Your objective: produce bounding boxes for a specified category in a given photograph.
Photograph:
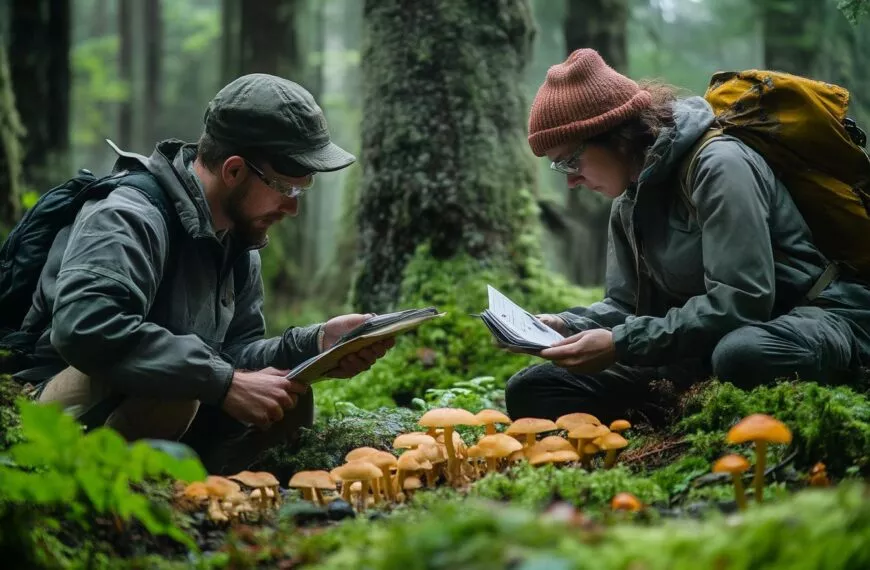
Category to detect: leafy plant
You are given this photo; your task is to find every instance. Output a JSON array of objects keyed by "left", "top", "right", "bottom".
[{"left": 0, "top": 399, "right": 206, "bottom": 564}]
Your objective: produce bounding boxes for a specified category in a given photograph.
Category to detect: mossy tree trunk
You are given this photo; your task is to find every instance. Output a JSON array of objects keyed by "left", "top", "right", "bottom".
[
  {"left": 0, "top": 44, "right": 25, "bottom": 230},
  {"left": 353, "top": 0, "right": 537, "bottom": 312},
  {"left": 559, "top": 0, "right": 628, "bottom": 286},
  {"left": 9, "top": 0, "right": 70, "bottom": 192},
  {"left": 760, "top": 0, "right": 825, "bottom": 77}
]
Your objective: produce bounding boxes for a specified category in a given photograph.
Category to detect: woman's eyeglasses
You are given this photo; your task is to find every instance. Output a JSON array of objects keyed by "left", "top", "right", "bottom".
[
  {"left": 550, "top": 144, "right": 586, "bottom": 175},
  {"left": 244, "top": 159, "right": 314, "bottom": 199}
]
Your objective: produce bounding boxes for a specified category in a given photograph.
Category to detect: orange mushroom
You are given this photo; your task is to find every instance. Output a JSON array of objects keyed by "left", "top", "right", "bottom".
[
  {"left": 505, "top": 417, "right": 559, "bottom": 448},
  {"left": 475, "top": 409, "right": 512, "bottom": 435},
  {"left": 726, "top": 414, "right": 792, "bottom": 503},
  {"left": 712, "top": 454, "right": 750, "bottom": 510}
]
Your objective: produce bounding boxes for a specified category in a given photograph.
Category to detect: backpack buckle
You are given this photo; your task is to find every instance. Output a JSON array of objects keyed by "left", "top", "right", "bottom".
[{"left": 844, "top": 117, "right": 867, "bottom": 148}]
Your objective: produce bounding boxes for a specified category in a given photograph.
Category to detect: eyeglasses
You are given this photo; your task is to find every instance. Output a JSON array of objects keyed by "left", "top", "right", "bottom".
[
  {"left": 243, "top": 159, "right": 314, "bottom": 199},
  {"left": 549, "top": 144, "right": 586, "bottom": 175}
]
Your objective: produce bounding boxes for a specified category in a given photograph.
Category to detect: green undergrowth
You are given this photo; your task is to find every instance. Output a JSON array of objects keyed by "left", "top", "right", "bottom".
[
  {"left": 0, "top": 373, "right": 25, "bottom": 450},
  {"left": 287, "top": 483, "right": 870, "bottom": 570},
  {"left": 677, "top": 380, "right": 870, "bottom": 475},
  {"left": 314, "top": 247, "right": 602, "bottom": 414}
]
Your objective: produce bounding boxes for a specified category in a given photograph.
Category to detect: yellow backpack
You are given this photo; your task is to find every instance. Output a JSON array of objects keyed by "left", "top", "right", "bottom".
[{"left": 680, "top": 70, "right": 870, "bottom": 285}]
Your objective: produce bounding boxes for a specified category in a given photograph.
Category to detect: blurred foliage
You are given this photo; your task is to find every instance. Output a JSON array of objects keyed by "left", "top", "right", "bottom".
[{"left": 0, "top": 400, "right": 206, "bottom": 566}]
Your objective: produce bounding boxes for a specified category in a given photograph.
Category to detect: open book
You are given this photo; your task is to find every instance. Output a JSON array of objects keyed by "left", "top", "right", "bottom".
[
  {"left": 286, "top": 307, "right": 445, "bottom": 385},
  {"left": 477, "top": 285, "right": 564, "bottom": 351}
]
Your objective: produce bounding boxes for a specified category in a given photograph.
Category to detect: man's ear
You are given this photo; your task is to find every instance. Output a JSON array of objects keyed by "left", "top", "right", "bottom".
[{"left": 221, "top": 155, "right": 247, "bottom": 187}]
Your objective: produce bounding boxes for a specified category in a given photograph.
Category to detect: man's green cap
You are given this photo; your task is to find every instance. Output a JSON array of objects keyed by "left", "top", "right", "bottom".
[{"left": 203, "top": 73, "right": 355, "bottom": 174}]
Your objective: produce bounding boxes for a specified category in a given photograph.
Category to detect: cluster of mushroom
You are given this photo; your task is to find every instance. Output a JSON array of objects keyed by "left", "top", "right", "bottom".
[
  {"left": 286, "top": 407, "right": 633, "bottom": 512},
  {"left": 711, "top": 413, "right": 792, "bottom": 510},
  {"left": 179, "top": 471, "right": 281, "bottom": 523}
]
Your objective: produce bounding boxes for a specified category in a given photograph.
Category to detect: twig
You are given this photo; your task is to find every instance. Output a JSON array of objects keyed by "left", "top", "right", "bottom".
[{"left": 622, "top": 439, "right": 689, "bottom": 465}]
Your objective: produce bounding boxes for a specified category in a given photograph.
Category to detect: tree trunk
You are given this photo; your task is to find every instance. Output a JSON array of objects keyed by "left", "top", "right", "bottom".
[
  {"left": 223, "top": 0, "right": 300, "bottom": 80},
  {"left": 9, "top": 0, "right": 70, "bottom": 191},
  {"left": 0, "top": 44, "right": 25, "bottom": 229},
  {"left": 761, "top": 0, "right": 825, "bottom": 76},
  {"left": 556, "top": 0, "right": 628, "bottom": 286},
  {"left": 144, "top": 0, "right": 162, "bottom": 144},
  {"left": 353, "top": 0, "right": 537, "bottom": 312},
  {"left": 118, "top": 0, "right": 134, "bottom": 149}
]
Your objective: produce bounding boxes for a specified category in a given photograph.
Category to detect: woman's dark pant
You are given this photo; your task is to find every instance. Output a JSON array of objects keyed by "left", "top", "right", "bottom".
[{"left": 505, "top": 306, "right": 860, "bottom": 423}]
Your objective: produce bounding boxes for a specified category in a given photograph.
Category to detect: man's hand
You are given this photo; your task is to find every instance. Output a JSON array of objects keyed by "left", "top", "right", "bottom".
[
  {"left": 221, "top": 367, "right": 308, "bottom": 428},
  {"left": 535, "top": 314, "right": 570, "bottom": 336},
  {"left": 320, "top": 313, "right": 396, "bottom": 378},
  {"left": 538, "top": 329, "right": 616, "bottom": 374}
]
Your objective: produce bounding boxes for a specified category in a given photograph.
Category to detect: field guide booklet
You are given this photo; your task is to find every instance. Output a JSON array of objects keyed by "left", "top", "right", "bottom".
[
  {"left": 285, "top": 307, "right": 445, "bottom": 385},
  {"left": 478, "top": 285, "right": 564, "bottom": 351}
]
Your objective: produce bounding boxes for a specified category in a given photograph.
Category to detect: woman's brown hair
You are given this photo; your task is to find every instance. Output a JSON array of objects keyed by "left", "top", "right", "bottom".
[{"left": 586, "top": 80, "right": 689, "bottom": 170}]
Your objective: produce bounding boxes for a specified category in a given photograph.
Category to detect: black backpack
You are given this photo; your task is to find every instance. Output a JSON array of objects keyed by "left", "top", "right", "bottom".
[{"left": 0, "top": 167, "right": 249, "bottom": 374}]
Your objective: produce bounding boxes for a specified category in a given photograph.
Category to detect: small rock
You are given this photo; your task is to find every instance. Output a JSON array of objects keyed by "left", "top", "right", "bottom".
[{"left": 326, "top": 499, "right": 356, "bottom": 521}]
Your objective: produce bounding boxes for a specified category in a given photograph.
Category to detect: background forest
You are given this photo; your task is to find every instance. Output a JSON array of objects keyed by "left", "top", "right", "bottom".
[{"left": 2, "top": 0, "right": 869, "bottom": 331}]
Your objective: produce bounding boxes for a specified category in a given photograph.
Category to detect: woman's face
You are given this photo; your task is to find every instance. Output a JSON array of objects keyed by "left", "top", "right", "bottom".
[{"left": 546, "top": 141, "right": 636, "bottom": 199}]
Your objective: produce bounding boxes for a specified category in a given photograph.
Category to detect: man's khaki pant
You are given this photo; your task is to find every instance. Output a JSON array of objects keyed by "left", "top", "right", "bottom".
[{"left": 39, "top": 366, "right": 314, "bottom": 475}]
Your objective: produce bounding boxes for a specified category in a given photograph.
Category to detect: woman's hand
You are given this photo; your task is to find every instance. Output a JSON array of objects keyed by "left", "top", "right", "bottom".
[
  {"left": 538, "top": 329, "right": 616, "bottom": 373},
  {"left": 535, "top": 314, "right": 570, "bottom": 336}
]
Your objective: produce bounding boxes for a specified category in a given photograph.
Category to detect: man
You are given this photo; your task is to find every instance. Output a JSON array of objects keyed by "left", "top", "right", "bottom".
[{"left": 12, "top": 73, "right": 394, "bottom": 474}]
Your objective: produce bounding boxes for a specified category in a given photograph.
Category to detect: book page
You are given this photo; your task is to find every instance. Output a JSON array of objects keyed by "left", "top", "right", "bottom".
[{"left": 486, "top": 285, "right": 563, "bottom": 346}]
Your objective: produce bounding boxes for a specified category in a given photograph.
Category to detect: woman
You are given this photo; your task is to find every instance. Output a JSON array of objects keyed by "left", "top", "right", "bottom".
[{"left": 505, "top": 48, "right": 870, "bottom": 423}]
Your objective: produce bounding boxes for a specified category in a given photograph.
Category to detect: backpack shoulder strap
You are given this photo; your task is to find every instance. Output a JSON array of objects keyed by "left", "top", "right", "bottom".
[{"left": 678, "top": 127, "right": 726, "bottom": 214}]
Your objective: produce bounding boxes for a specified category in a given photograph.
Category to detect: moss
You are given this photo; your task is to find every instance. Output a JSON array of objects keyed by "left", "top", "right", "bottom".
[
  {"left": 469, "top": 462, "right": 667, "bottom": 513},
  {"left": 0, "top": 374, "right": 25, "bottom": 450},
  {"left": 290, "top": 483, "right": 870, "bottom": 570},
  {"left": 677, "top": 380, "right": 870, "bottom": 475},
  {"left": 316, "top": 246, "right": 602, "bottom": 413},
  {"left": 248, "top": 403, "right": 421, "bottom": 482}
]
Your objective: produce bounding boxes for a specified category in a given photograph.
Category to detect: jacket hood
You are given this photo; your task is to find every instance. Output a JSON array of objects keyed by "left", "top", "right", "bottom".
[
  {"left": 637, "top": 96, "right": 716, "bottom": 186},
  {"left": 105, "top": 138, "right": 218, "bottom": 239}
]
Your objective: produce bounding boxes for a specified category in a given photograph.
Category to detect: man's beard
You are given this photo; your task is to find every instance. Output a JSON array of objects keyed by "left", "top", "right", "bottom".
[{"left": 224, "top": 182, "right": 270, "bottom": 247}]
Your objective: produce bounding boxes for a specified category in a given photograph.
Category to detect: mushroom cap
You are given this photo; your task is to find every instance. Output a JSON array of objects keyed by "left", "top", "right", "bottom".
[
  {"left": 402, "top": 476, "right": 424, "bottom": 490},
  {"left": 466, "top": 445, "right": 486, "bottom": 458},
  {"left": 611, "top": 492, "right": 642, "bottom": 512},
  {"left": 475, "top": 409, "right": 511, "bottom": 426},
  {"left": 555, "top": 412, "right": 601, "bottom": 429},
  {"left": 228, "top": 470, "right": 279, "bottom": 489},
  {"left": 477, "top": 433, "right": 524, "bottom": 457},
  {"left": 583, "top": 442, "right": 600, "bottom": 455},
  {"left": 397, "top": 450, "right": 431, "bottom": 471},
  {"left": 549, "top": 449, "right": 580, "bottom": 463},
  {"left": 726, "top": 414, "right": 793, "bottom": 445},
  {"left": 712, "top": 454, "right": 751, "bottom": 475},
  {"left": 419, "top": 407, "right": 481, "bottom": 428},
  {"left": 609, "top": 419, "right": 631, "bottom": 432},
  {"left": 505, "top": 417, "right": 559, "bottom": 436},
  {"left": 531, "top": 436, "right": 575, "bottom": 454},
  {"left": 205, "top": 476, "right": 241, "bottom": 497},
  {"left": 418, "top": 442, "right": 446, "bottom": 463},
  {"left": 331, "top": 460, "right": 383, "bottom": 481},
  {"left": 568, "top": 423, "right": 611, "bottom": 440},
  {"left": 182, "top": 481, "right": 209, "bottom": 500},
  {"left": 288, "top": 470, "right": 336, "bottom": 490},
  {"left": 365, "top": 450, "right": 399, "bottom": 470},
  {"left": 345, "top": 446, "right": 382, "bottom": 462},
  {"left": 393, "top": 433, "right": 437, "bottom": 449},
  {"left": 595, "top": 432, "right": 629, "bottom": 451}
]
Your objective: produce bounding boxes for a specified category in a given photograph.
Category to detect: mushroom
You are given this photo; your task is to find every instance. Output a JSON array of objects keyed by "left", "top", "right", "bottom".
[
  {"left": 416, "top": 442, "right": 445, "bottom": 487},
  {"left": 529, "top": 448, "right": 579, "bottom": 466},
  {"left": 396, "top": 449, "right": 432, "bottom": 491},
  {"left": 568, "top": 424, "right": 611, "bottom": 464},
  {"left": 418, "top": 408, "right": 480, "bottom": 484},
  {"left": 609, "top": 419, "right": 631, "bottom": 434},
  {"left": 594, "top": 432, "right": 629, "bottom": 469},
  {"left": 466, "top": 445, "right": 486, "bottom": 479},
  {"left": 288, "top": 470, "right": 337, "bottom": 506},
  {"left": 393, "top": 432, "right": 437, "bottom": 450},
  {"left": 555, "top": 412, "right": 602, "bottom": 428},
  {"left": 505, "top": 418, "right": 559, "bottom": 448},
  {"left": 475, "top": 409, "right": 512, "bottom": 435},
  {"left": 204, "top": 476, "right": 241, "bottom": 522},
  {"left": 364, "top": 450, "right": 400, "bottom": 502},
  {"left": 476, "top": 433, "right": 523, "bottom": 473},
  {"left": 401, "top": 475, "right": 424, "bottom": 501},
  {"left": 581, "top": 442, "right": 600, "bottom": 469},
  {"left": 726, "top": 414, "right": 792, "bottom": 503},
  {"left": 809, "top": 462, "right": 830, "bottom": 487},
  {"left": 180, "top": 481, "right": 209, "bottom": 511},
  {"left": 345, "top": 446, "right": 382, "bottom": 462},
  {"left": 529, "top": 435, "right": 577, "bottom": 455},
  {"left": 611, "top": 492, "right": 642, "bottom": 512},
  {"left": 712, "top": 454, "right": 750, "bottom": 510},
  {"left": 330, "top": 460, "right": 383, "bottom": 512},
  {"left": 228, "top": 471, "right": 280, "bottom": 508}
]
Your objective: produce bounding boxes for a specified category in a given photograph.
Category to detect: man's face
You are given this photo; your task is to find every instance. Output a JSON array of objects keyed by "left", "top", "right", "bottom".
[{"left": 223, "top": 160, "right": 314, "bottom": 245}]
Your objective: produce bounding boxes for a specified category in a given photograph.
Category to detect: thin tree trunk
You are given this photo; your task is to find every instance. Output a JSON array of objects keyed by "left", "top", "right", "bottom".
[
  {"left": 144, "top": 0, "right": 162, "bottom": 144},
  {"left": 9, "top": 0, "right": 71, "bottom": 191},
  {"left": 761, "top": 0, "right": 825, "bottom": 76},
  {"left": 0, "top": 45, "right": 25, "bottom": 228},
  {"left": 118, "top": 0, "right": 133, "bottom": 149},
  {"left": 353, "top": 0, "right": 537, "bottom": 312}
]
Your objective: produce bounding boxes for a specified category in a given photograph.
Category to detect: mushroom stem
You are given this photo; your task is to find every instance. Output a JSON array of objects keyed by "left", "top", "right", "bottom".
[
  {"left": 425, "top": 468, "right": 437, "bottom": 488},
  {"left": 380, "top": 470, "right": 395, "bottom": 502},
  {"left": 442, "top": 426, "right": 458, "bottom": 483},
  {"left": 485, "top": 424, "right": 496, "bottom": 436},
  {"left": 313, "top": 488, "right": 325, "bottom": 506},
  {"left": 370, "top": 478, "right": 381, "bottom": 503},
  {"left": 485, "top": 456, "right": 498, "bottom": 474},
  {"left": 301, "top": 488, "right": 315, "bottom": 503},
  {"left": 524, "top": 433, "right": 536, "bottom": 448},
  {"left": 604, "top": 449, "right": 620, "bottom": 469},
  {"left": 341, "top": 481, "right": 352, "bottom": 502},
  {"left": 753, "top": 440, "right": 767, "bottom": 503},
  {"left": 358, "top": 480, "right": 370, "bottom": 512},
  {"left": 731, "top": 473, "right": 747, "bottom": 510},
  {"left": 397, "top": 469, "right": 409, "bottom": 491}
]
